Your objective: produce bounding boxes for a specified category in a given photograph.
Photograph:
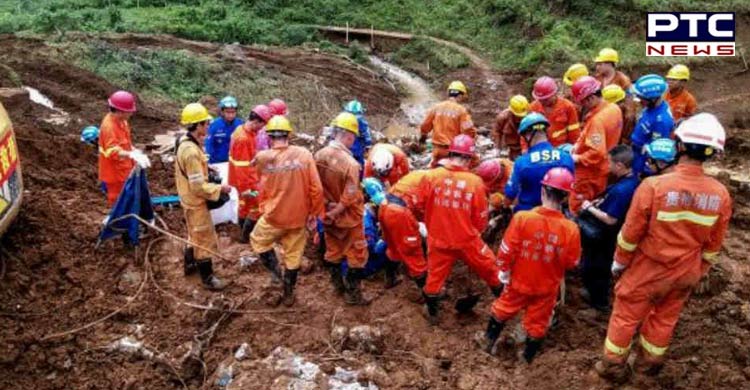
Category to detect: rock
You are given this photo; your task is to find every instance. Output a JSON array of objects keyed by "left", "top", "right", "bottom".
[
  {"left": 215, "top": 359, "right": 234, "bottom": 388},
  {"left": 740, "top": 302, "right": 750, "bottom": 325},
  {"left": 360, "top": 363, "right": 390, "bottom": 387},
  {"left": 234, "top": 343, "right": 251, "bottom": 361},
  {"left": 347, "top": 325, "right": 384, "bottom": 354},
  {"left": 265, "top": 347, "right": 322, "bottom": 382},
  {"left": 331, "top": 326, "right": 349, "bottom": 350},
  {"left": 456, "top": 374, "right": 478, "bottom": 390}
]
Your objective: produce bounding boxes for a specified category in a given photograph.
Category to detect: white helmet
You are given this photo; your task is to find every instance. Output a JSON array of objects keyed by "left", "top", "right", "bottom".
[
  {"left": 371, "top": 147, "right": 394, "bottom": 175},
  {"left": 674, "top": 113, "right": 726, "bottom": 152}
]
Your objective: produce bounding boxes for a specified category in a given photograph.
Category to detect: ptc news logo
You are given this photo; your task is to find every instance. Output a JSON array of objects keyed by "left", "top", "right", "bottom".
[{"left": 647, "top": 12, "right": 735, "bottom": 56}]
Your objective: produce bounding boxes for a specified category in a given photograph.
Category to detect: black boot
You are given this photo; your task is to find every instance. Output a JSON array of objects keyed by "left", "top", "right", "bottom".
[
  {"left": 282, "top": 269, "right": 298, "bottom": 307},
  {"left": 183, "top": 247, "right": 197, "bottom": 276},
  {"left": 344, "top": 268, "right": 371, "bottom": 306},
  {"left": 522, "top": 337, "right": 544, "bottom": 363},
  {"left": 197, "top": 259, "right": 226, "bottom": 291},
  {"left": 475, "top": 317, "right": 505, "bottom": 353},
  {"left": 491, "top": 284, "right": 504, "bottom": 298},
  {"left": 324, "top": 261, "right": 346, "bottom": 295},
  {"left": 413, "top": 273, "right": 427, "bottom": 289},
  {"left": 424, "top": 294, "right": 440, "bottom": 325},
  {"left": 239, "top": 218, "right": 256, "bottom": 244},
  {"left": 259, "top": 250, "right": 282, "bottom": 284},
  {"left": 384, "top": 261, "right": 402, "bottom": 289}
]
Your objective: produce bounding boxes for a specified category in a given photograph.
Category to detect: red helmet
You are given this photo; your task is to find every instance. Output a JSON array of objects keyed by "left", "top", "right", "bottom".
[
  {"left": 541, "top": 167, "right": 575, "bottom": 192},
  {"left": 532, "top": 76, "right": 558, "bottom": 100},
  {"left": 268, "top": 98, "right": 288, "bottom": 116},
  {"left": 571, "top": 76, "right": 602, "bottom": 104},
  {"left": 476, "top": 159, "right": 502, "bottom": 185},
  {"left": 108, "top": 90, "right": 137, "bottom": 113},
  {"left": 448, "top": 134, "right": 476, "bottom": 156},
  {"left": 251, "top": 104, "right": 273, "bottom": 122}
]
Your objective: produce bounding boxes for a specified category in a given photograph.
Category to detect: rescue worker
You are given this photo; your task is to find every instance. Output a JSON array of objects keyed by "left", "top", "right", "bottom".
[
  {"left": 206, "top": 96, "right": 244, "bottom": 164},
  {"left": 492, "top": 95, "right": 528, "bottom": 160},
  {"left": 596, "top": 113, "right": 732, "bottom": 381},
  {"left": 562, "top": 63, "right": 590, "bottom": 114},
  {"left": 504, "top": 113, "right": 575, "bottom": 212},
  {"left": 412, "top": 135, "right": 502, "bottom": 324},
  {"left": 602, "top": 85, "right": 636, "bottom": 145},
  {"left": 229, "top": 104, "right": 272, "bottom": 243},
  {"left": 529, "top": 76, "right": 581, "bottom": 147},
  {"left": 578, "top": 146, "right": 640, "bottom": 311},
  {"left": 363, "top": 143, "right": 410, "bottom": 187},
  {"left": 476, "top": 167, "right": 580, "bottom": 363},
  {"left": 569, "top": 76, "right": 622, "bottom": 214},
  {"left": 99, "top": 90, "right": 150, "bottom": 207},
  {"left": 81, "top": 125, "right": 99, "bottom": 146},
  {"left": 645, "top": 138, "right": 678, "bottom": 175},
  {"left": 420, "top": 81, "right": 476, "bottom": 166},
  {"left": 664, "top": 65, "right": 697, "bottom": 123},
  {"left": 594, "top": 48, "right": 632, "bottom": 91},
  {"left": 250, "top": 115, "right": 324, "bottom": 306},
  {"left": 257, "top": 98, "right": 288, "bottom": 151},
  {"left": 315, "top": 112, "right": 371, "bottom": 305},
  {"left": 475, "top": 158, "right": 514, "bottom": 211},
  {"left": 175, "top": 103, "right": 231, "bottom": 291},
  {"left": 343, "top": 99, "right": 372, "bottom": 167},
  {"left": 630, "top": 74, "right": 675, "bottom": 176}
]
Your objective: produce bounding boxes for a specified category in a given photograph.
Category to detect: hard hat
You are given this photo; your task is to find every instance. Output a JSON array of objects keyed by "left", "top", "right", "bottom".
[
  {"left": 594, "top": 48, "right": 619, "bottom": 64},
  {"left": 645, "top": 138, "right": 677, "bottom": 163},
  {"left": 631, "top": 74, "right": 668, "bottom": 101},
  {"left": 532, "top": 76, "right": 558, "bottom": 100},
  {"left": 180, "top": 103, "right": 212, "bottom": 125},
  {"left": 251, "top": 104, "right": 273, "bottom": 122},
  {"left": 219, "top": 96, "right": 238, "bottom": 109},
  {"left": 448, "top": 134, "right": 475, "bottom": 156},
  {"left": 476, "top": 159, "right": 502, "bottom": 186},
  {"left": 80, "top": 125, "right": 99, "bottom": 145},
  {"left": 108, "top": 90, "right": 137, "bottom": 113},
  {"left": 362, "top": 177, "right": 386, "bottom": 205},
  {"left": 541, "top": 167, "right": 575, "bottom": 192},
  {"left": 601, "top": 85, "right": 626, "bottom": 104},
  {"left": 563, "top": 63, "right": 589, "bottom": 86},
  {"left": 343, "top": 99, "right": 365, "bottom": 115},
  {"left": 557, "top": 143, "right": 574, "bottom": 154},
  {"left": 448, "top": 81, "right": 468, "bottom": 95},
  {"left": 571, "top": 76, "right": 602, "bottom": 104},
  {"left": 508, "top": 95, "right": 529, "bottom": 117},
  {"left": 266, "top": 115, "right": 293, "bottom": 133},
  {"left": 268, "top": 98, "right": 288, "bottom": 115},
  {"left": 666, "top": 64, "right": 690, "bottom": 81},
  {"left": 518, "top": 112, "right": 549, "bottom": 134},
  {"left": 674, "top": 113, "right": 725, "bottom": 152},
  {"left": 333, "top": 112, "right": 359, "bottom": 135},
  {"left": 371, "top": 147, "right": 394, "bottom": 176}
]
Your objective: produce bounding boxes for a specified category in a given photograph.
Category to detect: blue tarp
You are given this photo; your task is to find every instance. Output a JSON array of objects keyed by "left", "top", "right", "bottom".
[{"left": 99, "top": 167, "right": 155, "bottom": 246}]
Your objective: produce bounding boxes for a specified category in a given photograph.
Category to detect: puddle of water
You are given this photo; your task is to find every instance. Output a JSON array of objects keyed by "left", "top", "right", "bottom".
[{"left": 368, "top": 56, "right": 437, "bottom": 129}]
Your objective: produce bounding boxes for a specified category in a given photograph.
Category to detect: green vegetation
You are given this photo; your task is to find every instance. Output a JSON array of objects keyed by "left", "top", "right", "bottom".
[{"left": 392, "top": 37, "right": 470, "bottom": 78}]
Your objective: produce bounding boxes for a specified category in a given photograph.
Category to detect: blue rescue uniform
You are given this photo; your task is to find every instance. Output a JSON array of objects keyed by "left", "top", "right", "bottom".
[
  {"left": 630, "top": 101, "right": 674, "bottom": 175},
  {"left": 350, "top": 115, "right": 373, "bottom": 167},
  {"left": 505, "top": 141, "right": 575, "bottom": 212},
  {"left": 205, "top": 117, "right": 244, "bottom": 164}
]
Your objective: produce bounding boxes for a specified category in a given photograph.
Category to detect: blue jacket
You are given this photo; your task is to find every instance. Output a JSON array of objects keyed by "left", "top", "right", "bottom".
[
  {"left": 505, "top": 141, "right": 575, "bottom": 212},
  {"left": 205, "top": 117, "right": 244, "bottom": 164},
  {"left": 630, "top": 101, "right": 674, "bottom": 174},
  {"left": 350, "top": 115, "right": 372, "bottom": 166},
  {"left": 341, "top": 205, "right": 387, "bottom": 276}
]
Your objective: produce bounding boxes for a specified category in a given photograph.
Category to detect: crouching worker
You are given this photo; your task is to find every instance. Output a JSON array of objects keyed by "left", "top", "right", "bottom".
[
  {"left": 476, "top": 168, "right": 581, "bottom": 363},
  {"left": 250, "top": 116, "right": 324, "bottom": 306}
]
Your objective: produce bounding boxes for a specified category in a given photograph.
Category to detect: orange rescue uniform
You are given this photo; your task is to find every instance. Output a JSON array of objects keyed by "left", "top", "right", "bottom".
[
  {"left": 618, "top": 100, "right": 638, "bottom": 145},
  {"left": 98, "top": 113, "right": 135, "bottom": 206},
  {"left": 529, "top": 97, "right": 581, "bottom": 147},
  {"left": 481, "top": 158, "right": 513, "bottom": 209},
  {"left": 363, "top": 143, "right": 410, "bottom": 187},
  {"left": 604, "top": 163, "right": 732, "bottom": 365},
  {"left": 491, "top": 207, "right": 581, "bottom": 338},
  {"left": 665, "top": 89, "right": 697, "bottom": 122},
  {"left": 492, "top": 109, "right": 523, "bottom": 160},
  {"left": 420, "top": 99, "right": 476, "bottom": 166},
  {"left": 597, "top": 71, "right": 632, "bottom": 91},
  {"left": 228, "top": 124, "right": 260, "bottom": 220}
]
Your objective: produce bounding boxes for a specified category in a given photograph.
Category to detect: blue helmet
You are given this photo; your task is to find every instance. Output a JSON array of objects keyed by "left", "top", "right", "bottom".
[
  {"left": 631, "top": 74, "right": 668, "bottom": 101},
  {"left": 343, "top": 99, "right": 365, "bottom": 115},
  {"left": 80, "top": 125, "right": 99, "bottom": 145},
  {"left": 219, "top": 96, "right": 238, "bottom": 109},
  {"left": 518, "top": 112, "right": 549, "bottom": 134},
  {"left": 361, "top": 177, "right": 386, "bottom": 205},
  {"left": 557, "top": 143, "right": 574, "bottom": 154},
  {"left": 645, "top": 138, "right": 677, "bottom": 163}
]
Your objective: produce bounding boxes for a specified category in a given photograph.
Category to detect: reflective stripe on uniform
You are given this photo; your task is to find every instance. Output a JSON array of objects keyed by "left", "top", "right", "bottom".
[
  {"left": 568, "top": 123, "right": 580, "bottom": 131},
  {"left": 99, "top": 146, "right": 121, "bottom": 158},
  {"left": 187, "top": 173, "right": 204, "bottom": 184},
  {"left": 639, "top": 335, "right": 667, "bottom": 356},
  {"left": 229, "top": 156, "right": 251, "bottom": 167},
  {"left": 617, "top": 231, "right": 637, "bottom": 252},
  {"left": 605, "top": 337, "right": 630, "bottom": 356},
  {"left": 702, "top": 251, "right": 720, "bottom": 264},
  {"left": 656, "top": 211, "right": 718, "bottom": 227},
  {"left": 551, "top": 129, "right": 567, "bottom": 139}
]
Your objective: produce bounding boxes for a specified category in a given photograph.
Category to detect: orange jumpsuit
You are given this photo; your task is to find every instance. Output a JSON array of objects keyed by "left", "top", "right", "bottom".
[
  {"left": 618, "top": 100, "right": 637, "bottom": 145},
  {"left": 529, "top": 97, "right": 581, "bottom": 147},
  {"left": 363, "top": 143, "right": 410, "bottom": 187},
  {"left": 228, "top": 124, "right": 260, "bottom": 220},
  {"left": 420, "top": 99, "right": 476, "bottom": 166},
  {"left": 492, "top": 109, "right": 523, "bottom": 160},
  {"left": 597, "top": 71, "right": 632, "bottom": 91},
  {"left": 604, "top": 163, "right": 732, "bottom": 365},
  {"left": 413, "top": 165, "right": 500, "bottom": 296},
  {"left": 571, "top": 101, "right": 622, "bottom": 213},
  {"left": 665, "top": 89, "right": 697, "bottom": 122},
  {"left": 98, "top": 113, "right": 135, "bottom": 206},
  {"left": 481, "top": 158, "right": 513, "bottom": 209},
  {"left": 491, "top": 207, "right": 581, "bottom": 338},
  {"left": 315, "top": 141, "right": 368, "bottom": 268}
]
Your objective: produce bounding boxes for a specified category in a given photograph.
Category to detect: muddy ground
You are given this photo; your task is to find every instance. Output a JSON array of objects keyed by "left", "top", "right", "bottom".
[{"left": 1, "top": 33, "right": 750, "bottom": 390}]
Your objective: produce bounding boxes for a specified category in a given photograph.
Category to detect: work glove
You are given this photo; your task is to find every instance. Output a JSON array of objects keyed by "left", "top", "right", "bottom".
[
  {"left": 498, "top": 270, "right": 511, "bottom": 285},
  {"left": 128, "top": 150, "right": 151, "bottom": 169},
  {"left": 241, "top": 190, "right": 259, "bottom": 198},
  {"left": 611, "top": 260, "right": 627, "bottom": 278},
  {"left": 418, "top": 222, "right": 428, "bottom": 238}
]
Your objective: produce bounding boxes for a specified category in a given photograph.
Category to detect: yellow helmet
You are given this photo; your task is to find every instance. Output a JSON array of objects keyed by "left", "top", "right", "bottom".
[
  {"left": 180, "top": 103, "right": 212, "bottom": 126},
  {"left": 508, "top": 95, "right": 529, "bottom": 117},
  {"left": 594, "top": 48, "right": 619, "bottom": 64},
  {"left": 266, "top": 115, "right": 293, "bottom": 133},
  {"left": 601, "top": 85, "right": 626, "bottom": 104},
  {"left": 333, "top": 112, "right": 359, "bottom": 135},
  {"left": 448, "top": 80, "right": 468, "bottom": 95},
  {"left": 666, "top": 64, "right": 690, "bottom": 80},
  {"left": 563, "top": 63, "right": 589, "bottom": 86}
]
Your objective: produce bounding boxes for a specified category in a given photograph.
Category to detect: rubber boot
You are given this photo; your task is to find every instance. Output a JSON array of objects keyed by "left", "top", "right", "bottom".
[
  {"left": 239, "top": 218, "right": 256, "bottom": 244},
  {"left": 282, "top": 269, "right": 298, "bottom": 307},
  {"left": 384, "top": 260, "right": 402, "bottom": 289},
  {"left": 197, "top": 259, "right": 226, "bottom": 291},
  {"left": 491, "top": 284, "right": 504, "bottom": 298},
  {"left": 259, "top": 250, "right": 282, "bottom": 284},
  {"left": 475, "top": 317, "right": 505, "bottom": 353},
  {"left": 594, "top": 359, "right": 631, "bottom": 383},
  {"left": 413, "top": 274, "right": 427, "bottom": 289},
  {"left": 324, "top": 261, "right": 346, "bottom": 295},
  {"left": 183, "top": 247, "right": 197, "bottom": 276},
  {"left": 522, "top": 337, "right": 544, "bottom": 363},
  {"left": 424, "top": 294, "right": 440, "bottom": 325},
  {"left": 344, "top": 268, "right": 372, "bottom": 306}
]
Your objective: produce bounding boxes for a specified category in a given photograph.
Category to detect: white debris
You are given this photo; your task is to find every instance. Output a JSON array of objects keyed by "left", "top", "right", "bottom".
[
  {"left": 347, "top": 325, "right": 383, "bottom": 354},
  {"left": 23, "top": 86, "right": 55, "bottom": 109},
  {"left": 234, "top": 343, "right": 251, "bottom": 361},
  {"left": 107, "top": 336, "right": 154, "bottom": 359},
  {"left": 23, "top": 86, "right": 71, "bottom": 125},
  {"left": 239, "top": 255, "right": 258, "bottom": 270}
]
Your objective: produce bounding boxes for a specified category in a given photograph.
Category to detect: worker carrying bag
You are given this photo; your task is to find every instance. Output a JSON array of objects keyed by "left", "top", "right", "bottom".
[{"left": 176, "top": 135, "right": 230, "bottom": 211}]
